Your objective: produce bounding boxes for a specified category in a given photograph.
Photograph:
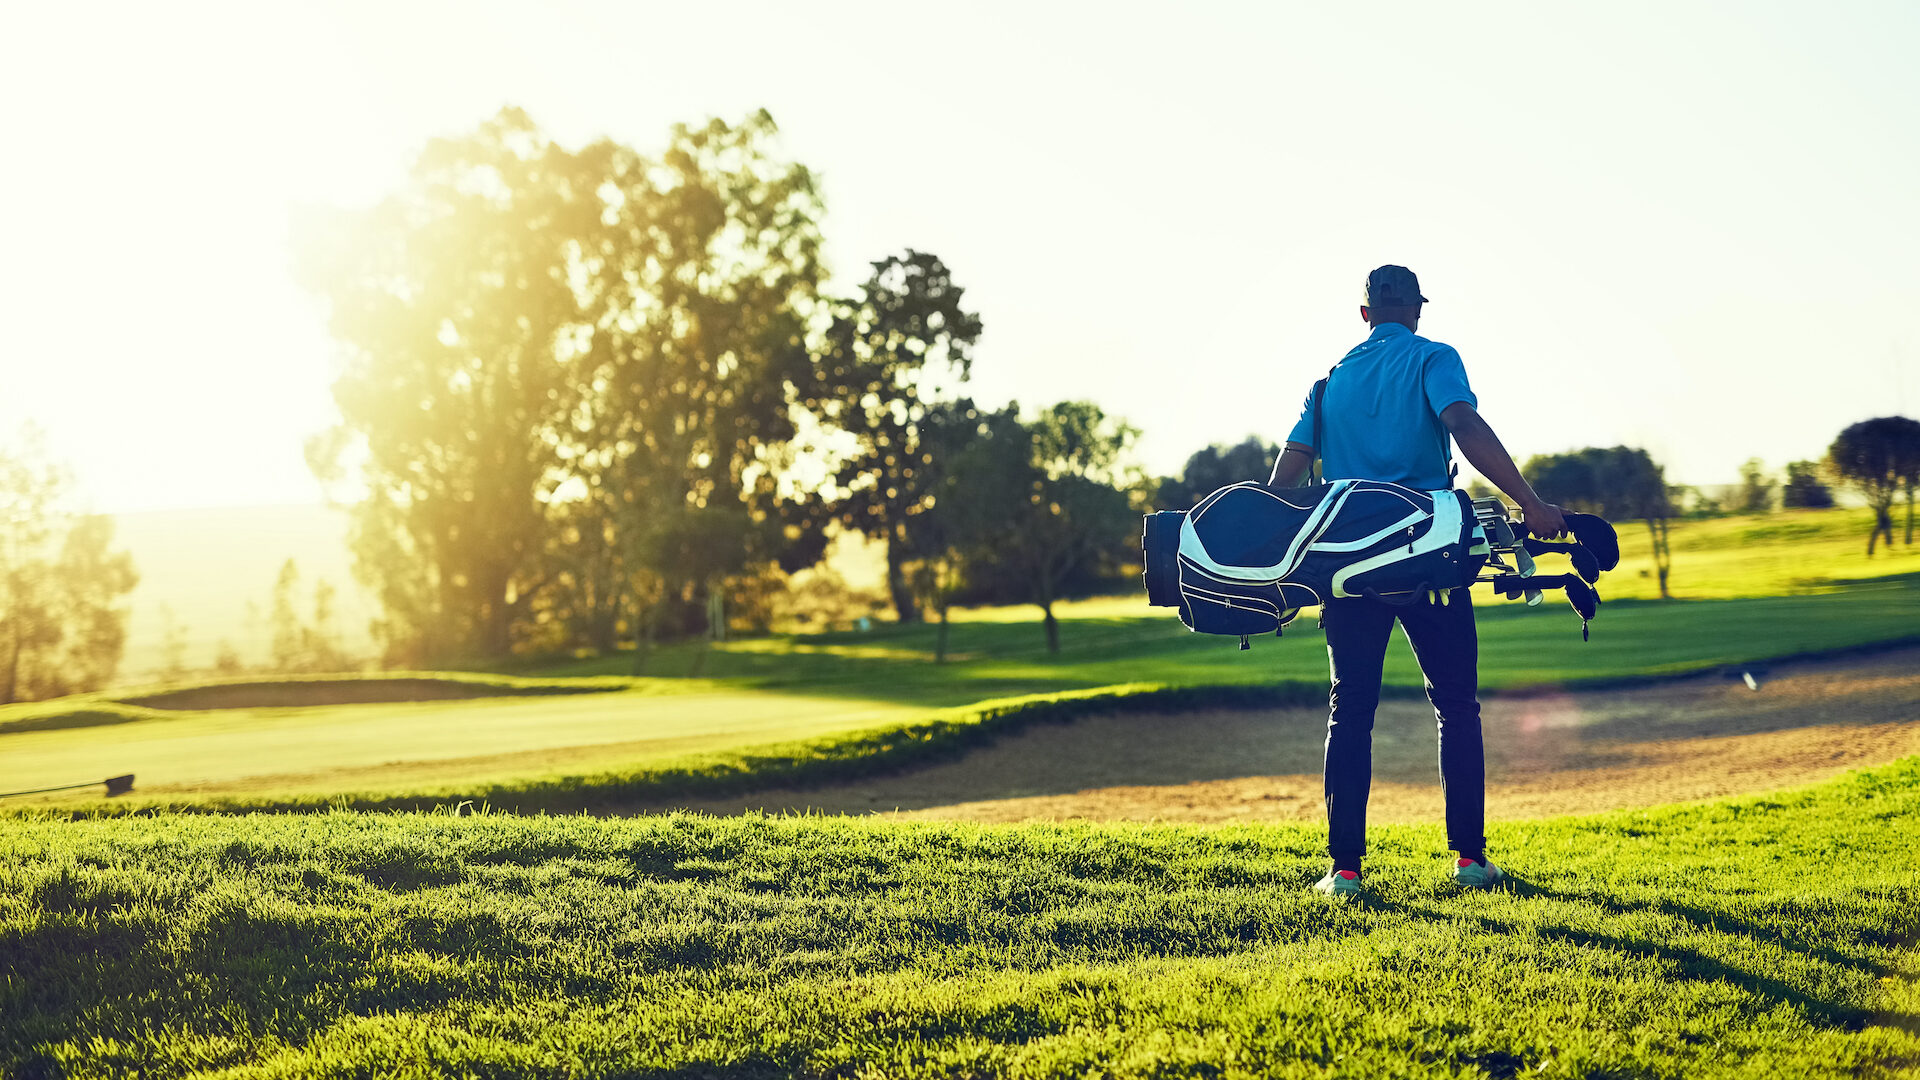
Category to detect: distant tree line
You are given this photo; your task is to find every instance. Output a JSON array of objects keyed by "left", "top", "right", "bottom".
[
  {"left": 1151, "top": 419, "right": 1920, "bottom": 600},
  {"left": 1737, "top": 416, "right": 1920, "bottom": 553},
  {"left": 298, "top": 109, "right": 1143, "bottom": 664},
  {"left": 0, "top": 427, "right": 137, "bottom": 703}
]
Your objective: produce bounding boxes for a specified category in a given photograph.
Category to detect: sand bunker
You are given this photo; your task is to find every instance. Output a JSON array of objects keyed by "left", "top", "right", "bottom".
[{"left": 634, "top": 647, "right": 1920, "bottom": 823}]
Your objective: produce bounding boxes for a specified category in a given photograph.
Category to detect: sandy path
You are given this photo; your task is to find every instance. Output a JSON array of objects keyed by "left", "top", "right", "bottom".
[{"left": 637, "top": 647, "right": 1920, "bottom": 823}]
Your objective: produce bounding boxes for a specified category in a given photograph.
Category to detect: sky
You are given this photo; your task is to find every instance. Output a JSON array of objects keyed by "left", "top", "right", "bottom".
[{"left": 2, "top": 0, "right": 1916, "bottom": 513}]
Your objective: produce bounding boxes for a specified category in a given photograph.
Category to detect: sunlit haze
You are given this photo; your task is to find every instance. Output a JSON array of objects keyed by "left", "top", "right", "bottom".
[{"left": 4, "top": 0, "right": 1916, "bottom": 512}]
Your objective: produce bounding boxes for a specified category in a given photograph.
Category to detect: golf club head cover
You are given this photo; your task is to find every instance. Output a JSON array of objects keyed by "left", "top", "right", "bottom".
[
  {"left": 1522, "top": 538, "right": 1602, "bottom": 583},
  {"left": 1516, "top": 512, "right": 1620, "bottom": 572},
  {"left": 1565, "top": 512, "right": 1620, "bottom": 570},
  {"left": 1561, "top": 577, "right": 1600, "bottom": 622}
]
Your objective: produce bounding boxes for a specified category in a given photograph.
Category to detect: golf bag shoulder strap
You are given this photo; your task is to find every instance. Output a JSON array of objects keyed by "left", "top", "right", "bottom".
[{"left": 1309, "top": 367, "right": 1334, "bottom": 486}]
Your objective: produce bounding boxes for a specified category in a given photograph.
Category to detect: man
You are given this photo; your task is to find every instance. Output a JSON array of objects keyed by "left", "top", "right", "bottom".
[{"left": 1266, "top": 265, "right": 1567, "bottom": 897}]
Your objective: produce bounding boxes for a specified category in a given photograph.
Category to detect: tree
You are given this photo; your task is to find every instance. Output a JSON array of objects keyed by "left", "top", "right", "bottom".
[
  {"left": 812, "top": 251, "right": 984, "bottom": 622},
  {"left": 158, "top": 603, "right": 190, "bottom": 682},
  {"left": 967, "top": 402, "right": 1142, "bottom": 654},
  {"left": 1675, "top": 485, "right": 1722, "bottom": 518},
  {"left": 0, "top": 428, "right": 138, "bottom": 703},
  {"left": 902, "top": 399, "right": 1024, "bottom": 661},
  {"left": 298, "top": 108, "right": 608, "bottom": 665},
  {"left": 563, "top": 110, "right": 828, "bottom": 665},
  {"left": 1526, "top": 445, "right": 1677, "bottom": 597},
  {"left": 1827, "top": 416, "right": 1920, "bottom": 554},
  {"left": 213, "top": 639, "right": 244, "bottom": 675},
  {"left": 1781, "top": 460, "right": 1834, "bottom": 509},
  {"left": 1155, "top": 437, "right": 1277, "bottom": 510},
  {"left": 530, "top": 496, "right": 626, "bottom": 656},
  {"left": 1736, "top": 457, "right": 1774, "bottom": 514},
  {"left": 301, "top": 108, "right": 827, "bottom": 664},
  {"left": 269, "top": 560, "right": 348, "bottom": 673}
]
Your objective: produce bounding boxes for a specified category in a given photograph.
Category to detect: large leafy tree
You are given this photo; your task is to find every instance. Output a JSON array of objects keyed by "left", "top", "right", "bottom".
[
  {"left": 567, "top": 111, "right": 828, "bottom": 666},
  {"left": 0, "top": 429, "right": 138, "bottom": 703},
  {"left": 301, "top": 109, "right": 828, "bottom": 665},
  {"left": 903, "top": 399, "right": 1026, "bottom": 661},
  {"left": 298, "top": 109, "right": 608, "bottom": 664},
  {"left": 1525, "top": 446, "right": 1677, "bottom": 597},
  {"left": 1155, "top": 436, "right": 1277, "bottom": 510},
  {"left": 809, "top": 251, "right": 983, "bottom": 622},
  {"left": 966, "top": 402, "right": 1143, "bottom": 654},
  {"left": 1827, "top": 416, "right": 1920, "bottom": 553}
]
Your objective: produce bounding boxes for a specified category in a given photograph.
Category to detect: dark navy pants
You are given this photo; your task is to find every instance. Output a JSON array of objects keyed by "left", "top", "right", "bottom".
[{"left": 1321, "top": 590, "right": 1485, "bottom": 862}]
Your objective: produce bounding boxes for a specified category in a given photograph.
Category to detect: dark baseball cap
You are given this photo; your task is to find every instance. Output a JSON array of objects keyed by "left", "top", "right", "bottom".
[{"left": 1364, "top": 265, "right": 1428, "bottom": 306}]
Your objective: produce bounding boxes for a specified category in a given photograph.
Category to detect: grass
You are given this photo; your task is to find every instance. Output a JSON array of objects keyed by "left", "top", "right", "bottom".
[
  {"left": 5, "top": 579, "right": 1916, "bottom": 812},
  {"left": 0, "top": 687, "right": 927, "bottom": 807},
  {"left": 1602, "top": 507, "right": 1920, "bottom": 600},
  {"left": 0, "top": 671, "right": 643, "bottom": 736},
  {"left": 3, "top": 758, "right": 1917, "bottom": 1078},
  {"left": 515, "top": 583, "right": 1920, "bottom": 698},
  {"left": 16, "top": 684, "right": 1346, "bottom": 816}
]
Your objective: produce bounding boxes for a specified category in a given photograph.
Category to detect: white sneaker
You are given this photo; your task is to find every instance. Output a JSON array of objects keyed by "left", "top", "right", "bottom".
[
  {"left": 1313, "top": 869, "right": 1362, "bottom": 897},
  {"left": 1451, "top": 856, "right": 1504, "bottom": 889}
]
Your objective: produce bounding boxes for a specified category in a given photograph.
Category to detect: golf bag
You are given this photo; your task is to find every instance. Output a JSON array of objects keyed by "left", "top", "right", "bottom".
[{"left": 1143, "top": 481, "right": 1617, "bottom": 645}]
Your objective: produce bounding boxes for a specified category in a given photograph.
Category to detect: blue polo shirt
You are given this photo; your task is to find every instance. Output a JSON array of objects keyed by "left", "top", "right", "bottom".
[{"left": 1285, "top": 322, "right": 1476, "bottom": 491}]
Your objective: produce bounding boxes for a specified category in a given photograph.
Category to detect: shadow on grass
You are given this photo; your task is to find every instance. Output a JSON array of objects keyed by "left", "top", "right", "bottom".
[
  {"left": 1471, "top": 873, "right": 1895, "bottom": 1032},
  {"left": 2, "top": 903, "right": 355, "bottom": 1078}
]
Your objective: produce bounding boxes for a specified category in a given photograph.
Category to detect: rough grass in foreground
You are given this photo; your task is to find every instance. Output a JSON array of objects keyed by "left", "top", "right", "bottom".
[{"left": 3, "top": 760, "right": 1918, "bottom": 1079}]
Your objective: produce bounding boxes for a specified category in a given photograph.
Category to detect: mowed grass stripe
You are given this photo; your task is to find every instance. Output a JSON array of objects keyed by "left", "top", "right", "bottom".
[{"left": 2, "top": 760, "right": 1917, "bottom": 1078}]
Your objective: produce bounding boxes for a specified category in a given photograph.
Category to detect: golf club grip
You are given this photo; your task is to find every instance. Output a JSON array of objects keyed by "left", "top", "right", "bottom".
[
  {"left": 1492, "top": 573, "right": 1579, "bottom": 596},
  {"left": 1508, "top": 519, "right": 1570, "bottom": 541}
]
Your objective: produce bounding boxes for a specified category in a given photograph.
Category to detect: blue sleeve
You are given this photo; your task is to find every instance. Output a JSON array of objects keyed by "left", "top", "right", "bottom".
[
  {"left": 1423, "top": 345, "right": 1477, "bottom": 416},
  {"left": 1285, "top": 383, "right": 1316, "bottom": 447}
]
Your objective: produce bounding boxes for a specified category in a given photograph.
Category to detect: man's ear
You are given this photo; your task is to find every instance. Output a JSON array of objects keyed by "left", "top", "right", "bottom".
[{"left": 1359, "top": 305, "right": 1371, "bottom": 325}]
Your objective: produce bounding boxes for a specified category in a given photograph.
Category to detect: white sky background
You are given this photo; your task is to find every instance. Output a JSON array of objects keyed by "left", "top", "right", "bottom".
[{"left": 2, "top": 0, "right": 1915, "bottom": 513}]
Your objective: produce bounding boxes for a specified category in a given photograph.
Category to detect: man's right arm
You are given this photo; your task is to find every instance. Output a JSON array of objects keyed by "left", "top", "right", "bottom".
[
  {"left": 1267, "top": 443, "right": 1314, "bottom": 490},
  {"left": 1440, "top": 402, "right": 1568, "bottom": 539},
  {"left": 1269, "top": 381, "right": 1321, "bottom": 491}
]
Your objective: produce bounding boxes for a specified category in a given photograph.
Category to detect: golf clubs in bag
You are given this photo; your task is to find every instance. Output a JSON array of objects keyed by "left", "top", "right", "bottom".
[{"left": 1143, "top": 480, "right": 1618, "bottom": 647}]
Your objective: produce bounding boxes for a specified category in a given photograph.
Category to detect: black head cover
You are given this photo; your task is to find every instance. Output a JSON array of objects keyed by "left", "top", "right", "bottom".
[
  {"left": 1523, "top": 538, "right": 1602, "bottom": 583},
  {"left": 1564, "top": 512, "right": 1620, "bottom": 571},
  {"left": 1562, "top": 577, "right": 1600, "bottom": 622}
]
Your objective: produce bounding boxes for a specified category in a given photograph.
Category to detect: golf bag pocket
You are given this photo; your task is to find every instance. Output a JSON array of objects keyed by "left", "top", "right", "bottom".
[{"left": 1174, "top": 573, "right": 1309, "bottom": 637}]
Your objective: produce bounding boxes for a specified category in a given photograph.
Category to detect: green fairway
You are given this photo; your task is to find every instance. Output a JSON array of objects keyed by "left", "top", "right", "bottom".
[
  {"left": 518, "top": 582, "right": 1920, "bottom": 701},
  {"left": 1579, "top": 507, "right": 1920, "bottom": 600},
  {"left": 4, "top": 759, "right": 1917, "bottom": 1078},
  {"left": 0, "top": 688, "right": 921, "bottom": 801}
]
